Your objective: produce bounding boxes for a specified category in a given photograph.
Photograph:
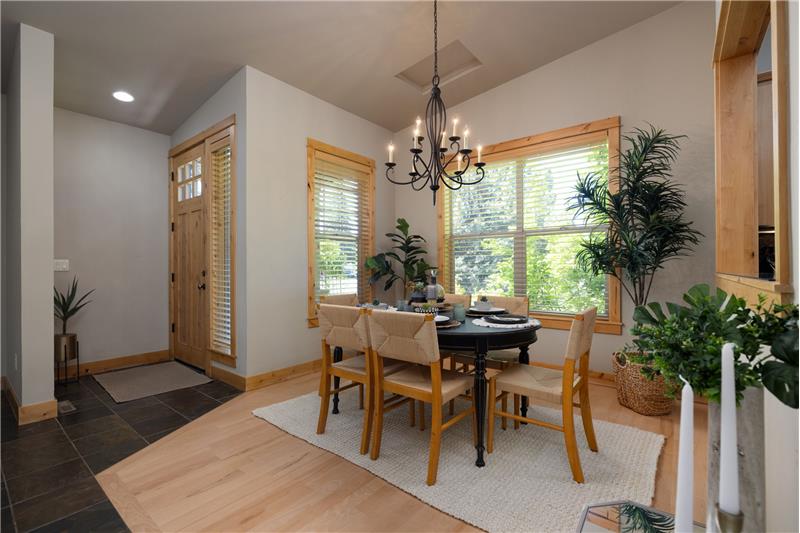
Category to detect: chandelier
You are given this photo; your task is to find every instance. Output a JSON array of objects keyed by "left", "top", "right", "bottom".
[{"left": 385, "top": 0, "right": 485, "bottom": 205}]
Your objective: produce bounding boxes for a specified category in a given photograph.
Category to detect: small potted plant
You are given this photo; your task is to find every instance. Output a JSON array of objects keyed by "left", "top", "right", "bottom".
[
  {"left": 476, "top": 295, "right": 491, "bottom": 311},
  {"left": 569, "top": 125, "right": 702, "bottom": 415},
  {"left": 365, "top": 218, "right": 433, "bottom": 302},
  {"left": 54, "top": 277, "right": 94, "bottom": 365}
]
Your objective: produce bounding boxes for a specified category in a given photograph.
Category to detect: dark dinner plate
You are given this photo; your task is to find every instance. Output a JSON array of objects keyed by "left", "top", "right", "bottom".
[{"left": 484, "top": 314, "right": 528, "bottom": 325}]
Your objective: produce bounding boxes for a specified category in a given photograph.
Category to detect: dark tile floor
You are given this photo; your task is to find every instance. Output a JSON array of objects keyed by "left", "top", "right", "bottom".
[{"left": 1, "top": 372, "right": 240, "bottom": 532}]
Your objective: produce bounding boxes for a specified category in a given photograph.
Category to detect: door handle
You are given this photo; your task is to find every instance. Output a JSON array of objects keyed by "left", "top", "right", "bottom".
[{"left": 197, "top": 282, "right": 206, "bottom": 290}]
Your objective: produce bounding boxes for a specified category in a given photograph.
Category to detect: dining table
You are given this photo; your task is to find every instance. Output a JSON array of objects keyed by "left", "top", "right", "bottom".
[
  {"left": 329, "top": 307, "right": 542, "bottom": 468},
  {"left": 436, "top": 317, "right": 542, "bottom": 467}
]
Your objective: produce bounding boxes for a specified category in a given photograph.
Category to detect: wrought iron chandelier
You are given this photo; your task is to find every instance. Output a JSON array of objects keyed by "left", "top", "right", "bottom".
[{"left": 385, "top": 0, "right": 485, "bottom": 205}]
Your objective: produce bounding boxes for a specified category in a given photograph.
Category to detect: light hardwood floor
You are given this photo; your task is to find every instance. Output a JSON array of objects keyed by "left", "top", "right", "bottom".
[{"left": 97, "top": 371, "right": 708, "bottom": 531}]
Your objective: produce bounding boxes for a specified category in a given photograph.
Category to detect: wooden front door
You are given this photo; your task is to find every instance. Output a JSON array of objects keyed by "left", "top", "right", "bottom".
[{"left": 172, "top": 145, "right": 207, "bottom": 369}]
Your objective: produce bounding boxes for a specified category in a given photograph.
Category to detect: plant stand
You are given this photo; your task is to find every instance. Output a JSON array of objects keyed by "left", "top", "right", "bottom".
[{"left": 55, "top": 340, "right": 80, "bottom": 386}]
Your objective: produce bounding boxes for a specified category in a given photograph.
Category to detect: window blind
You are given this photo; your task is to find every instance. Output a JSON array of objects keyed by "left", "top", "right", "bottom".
[
  {"left": 443, "top": 138, "right": 610, "bottom": 315},
  {"left": 210, "top": 142, "right": 233, "bottom": 355},
  {"left": 312, "top": 155, "right": 372, "bottom": 304}
]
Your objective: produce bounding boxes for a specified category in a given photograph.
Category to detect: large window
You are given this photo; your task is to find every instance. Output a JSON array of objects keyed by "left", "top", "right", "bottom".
[
  {"left": 439, "top": 118, "right": 622, "bottom": 333},
  {"left": 307, "top": 139, "right": 374, "bottom": 326}
]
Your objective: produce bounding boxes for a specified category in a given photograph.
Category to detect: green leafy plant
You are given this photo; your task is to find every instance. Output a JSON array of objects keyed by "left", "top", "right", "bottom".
[
  {"left": 54, "top": 276, "right": 95, "bottom": 335},
  {"left": 619, "top": 503, "right": 674, "bottom": 533},
  {"left": 632, "top": 283, "right": 798, "bottom": 406},
  {"left": 479, "top": 295, "right": 488, "bottom": 302},
  {"left": 569, "top": 125, "right": 702, "bottom": 308},
  {"left": 365, "top": 218, "right": 433, "bottom": 293},
  {"left": 760, "top": 320, "right": 798, "bottom": 408}
]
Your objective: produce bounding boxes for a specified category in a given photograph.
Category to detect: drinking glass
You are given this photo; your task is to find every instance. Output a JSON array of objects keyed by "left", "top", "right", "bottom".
[{"left": 453, "top": 303, "right": 466, "bottom": 322}]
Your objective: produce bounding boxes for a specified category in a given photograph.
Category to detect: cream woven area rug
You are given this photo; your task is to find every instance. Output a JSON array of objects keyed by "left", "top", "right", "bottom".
[{"left": 253, "top": 389, "right": 665, "bottom": 533}]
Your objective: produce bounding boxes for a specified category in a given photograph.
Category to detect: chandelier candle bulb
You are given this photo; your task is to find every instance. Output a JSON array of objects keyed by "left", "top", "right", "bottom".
[
  {"left": 477, "top": 145, "right": 482, "bottom": 163},
  {"left": 463, "top": 128, "right": 469, "bottom": 149},
  {"left": 441, "top": 131, "right": 447, "bottom": 149},
  {"left": 452, "top": 118, "right": 458, "bottom": 137},
  {"left": 388, "top": 144, "right": 394, "bottom": 163}
]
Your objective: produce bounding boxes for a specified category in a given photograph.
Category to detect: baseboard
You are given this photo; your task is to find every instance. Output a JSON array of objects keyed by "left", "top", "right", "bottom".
[
  {"left": 56, "top": 349, "right": 171, "bottom": 379},
  {"left": 208, "top": 364, "right": 247, "bottom": 391},
  {"left": 2, "top": 376, "right": 58, "bottom": 425},
  {"left": 245, "top": 359, "right": 321, "bottom": 391}
]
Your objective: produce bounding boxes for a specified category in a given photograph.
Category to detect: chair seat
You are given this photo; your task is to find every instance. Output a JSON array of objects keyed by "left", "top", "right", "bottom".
[
  {"left": 333, "top": 355, "right": 405, "bottom": 376},
  {"left": 384, "top": 365, "right": 473, "bottom": 403},
  {"left": 495, "top": 364, "right": 579, "bottom": 403}
]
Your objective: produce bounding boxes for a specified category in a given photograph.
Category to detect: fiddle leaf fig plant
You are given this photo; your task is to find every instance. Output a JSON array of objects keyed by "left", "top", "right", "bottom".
[
  {"left": 54, "top": 276, "right": 95, "bottom": 335},
  {"left": 365, "top": 218, "right": 433, "bottom": 293}
]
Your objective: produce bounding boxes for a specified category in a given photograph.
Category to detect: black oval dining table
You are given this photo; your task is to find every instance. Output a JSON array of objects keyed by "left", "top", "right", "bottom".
[{"left": 437, "top": 318, "right": 542, "bottom": 467}]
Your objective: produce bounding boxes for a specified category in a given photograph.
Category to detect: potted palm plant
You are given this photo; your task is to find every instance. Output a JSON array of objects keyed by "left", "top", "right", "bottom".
[
  {"left": 54, "top": 276, "right": 94, "bottom": 364},
  {"left": 569, "top": 125, "right": 702, "bottom": 415}
]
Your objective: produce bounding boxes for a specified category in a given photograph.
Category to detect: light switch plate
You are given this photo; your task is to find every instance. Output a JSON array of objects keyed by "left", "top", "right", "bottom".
[{"left": 54, "top": 259, "right": 70, "bottom": 272}]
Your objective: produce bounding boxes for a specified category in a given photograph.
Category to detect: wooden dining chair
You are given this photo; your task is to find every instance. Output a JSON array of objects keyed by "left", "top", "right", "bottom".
[
  {"left": 487, "top": 307, "right": 598, "bottom": 483},
  {"left": 367, "top": 309, "right": 475, "bottom": 486},
  {"left": 319, "top": 293, "right": 359, "bottom": 306},
  {"left": 443, "top": 293, "right": 471, "bottom": 307},
  {"left": 316, "top": 304, "right": 408, "bottom": 454}
]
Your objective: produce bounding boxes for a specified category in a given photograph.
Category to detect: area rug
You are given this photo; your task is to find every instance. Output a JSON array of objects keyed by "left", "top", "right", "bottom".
[
  {"left": 93, "top": 361, "right": 210, "bottom": 402},
  {"left": 253, "top": 389, "right": 665, "bottom": 533}
]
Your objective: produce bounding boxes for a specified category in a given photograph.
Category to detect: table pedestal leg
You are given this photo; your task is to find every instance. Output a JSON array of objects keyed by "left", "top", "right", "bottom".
[
  {"left": 519, "top": 345, "right": 530, "bottom": 421},
  {"left": 473, "top": 339, "right": 488, "bottom": 467},
  {"left": 332, "top": 346, "right": 343, "bottom": 414}
]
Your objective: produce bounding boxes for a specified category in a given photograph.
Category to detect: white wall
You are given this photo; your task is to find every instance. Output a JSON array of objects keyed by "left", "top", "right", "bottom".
[
  {"left": 244, "top": 66, "right": 394, "bottom": 375},
  {"left": 393, "top": 2, "right": 716, "bottom": 372},
  {"left": 53, "top": 108, "right": 170, "bottom": 363},
  {"left": 2, "top": 24, "right": 55, "bottom": 405},
  {"left": 171, "top": 67, "right": 248, "bottom": 374},
  {"left": 763, "top": 3, "right": 799, "bottom": 531}
]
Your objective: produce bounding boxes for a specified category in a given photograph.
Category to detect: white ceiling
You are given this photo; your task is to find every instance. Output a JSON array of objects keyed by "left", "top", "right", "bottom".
[{"left": 1, "top": 1, "right": 676, "bottom": 134}]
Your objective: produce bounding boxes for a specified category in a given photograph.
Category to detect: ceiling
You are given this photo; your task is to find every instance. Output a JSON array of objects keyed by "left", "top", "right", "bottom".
[{"left": 1, "top": 1, "right": 676, "bottom": 134}]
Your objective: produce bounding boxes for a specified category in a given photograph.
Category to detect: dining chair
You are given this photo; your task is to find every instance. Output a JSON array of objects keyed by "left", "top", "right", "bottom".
[
  {"left": 443, "top": 293, "right": 471, "bottom": 307},
  {"left": 316, "top": 304, "right": 409, "bottom": 454},
  {"left": 367, "top": 309, "right": 476, "bottom": 486},
  {"left": 319, "top": 293, "right": 359, "bottom": 306},
  {"left": 486, "top": 307, "right": 598, "bottom": 483}
]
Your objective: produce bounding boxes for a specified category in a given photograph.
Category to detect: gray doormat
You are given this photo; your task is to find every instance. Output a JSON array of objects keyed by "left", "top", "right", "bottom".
[{"left": 93, "top": 361, "right": 211, "bottom": 403}]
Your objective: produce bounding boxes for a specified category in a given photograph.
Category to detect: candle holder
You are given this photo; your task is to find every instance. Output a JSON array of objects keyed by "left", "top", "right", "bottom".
[{"left": 715, "top": 505, "right": 743, "bottom": 533}]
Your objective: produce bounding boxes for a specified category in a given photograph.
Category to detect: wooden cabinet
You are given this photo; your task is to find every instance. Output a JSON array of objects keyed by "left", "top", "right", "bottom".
[{"left": 713, "top": 0, "right": 792, "bottom": 304}]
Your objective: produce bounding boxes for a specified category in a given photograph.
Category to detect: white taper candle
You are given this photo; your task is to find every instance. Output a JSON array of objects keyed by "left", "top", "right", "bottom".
[
  {"left": 388, "top": 143, "right": 394, "bottom": 163},
  {"left": 675, "top": 375, "right": 694, "bottom": 532},
  {"left": 719, "top": 342, "right": 740, "bottom": 515}
]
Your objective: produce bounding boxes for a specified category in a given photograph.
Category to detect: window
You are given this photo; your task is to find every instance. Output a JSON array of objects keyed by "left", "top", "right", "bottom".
[
  {"left": 307, "top": 139, "right": 375, "bottom": 326},
  {"left": 439, "top": 118, "right": 622, "bottom": 333},
  {"left": 177, "top": 157, "right": 203, "bottom": 201},
  {"left": 208, "top": 126, "right": 236, "bottom": 358}
]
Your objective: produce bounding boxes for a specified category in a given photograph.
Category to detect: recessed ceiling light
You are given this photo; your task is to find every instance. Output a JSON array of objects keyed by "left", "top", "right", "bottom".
[{"left": 112, "top": 91, "right": 134, "bottom": 102}]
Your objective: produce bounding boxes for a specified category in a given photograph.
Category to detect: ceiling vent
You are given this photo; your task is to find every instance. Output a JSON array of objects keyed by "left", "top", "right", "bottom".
[{"left": 395, "top": 40, "right": 482, "bottom": 94}]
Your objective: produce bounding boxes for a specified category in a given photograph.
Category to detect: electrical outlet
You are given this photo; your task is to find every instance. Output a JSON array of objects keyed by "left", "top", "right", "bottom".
[{"left": 54, "top": 259, "right": 70, "bottom": 272}]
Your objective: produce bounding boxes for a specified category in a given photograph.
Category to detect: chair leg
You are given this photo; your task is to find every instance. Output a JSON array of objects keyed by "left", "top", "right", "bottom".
[
  {"left": 358, "top": 383, "right": 365, "bottom": 410},
  {"left": 370, "top": 377, "right": 385, "bottom": 460},
  {"left": 316, "top": 371, "right": 331, "bottom": 434},
  {"left": 426, "top": 400, "right": 443, "bottom": 486},
  {"left": 579, "top": 384, "right": 598, "bottom": 452},
  {"left": 487, "top": 378, "right": 496, "bottom": 454},
  {"left": 501, "top": 393, "right": 508, "bottom": 431},
  {"left": 418, "top": 400, "right": 426, "bottom": 431},
  {"left": 359, "top": 380, "right": 372, "bottom": 455},
  {"left": 409, "top": 399, "right": 416, "bottom": 427},
  {"left": 562, "top": 394, "right": 584, "bottom": 483},
  {"left": 448, "top": 357, "right": 456, "bottom": 416},
  {"left": 513, "top": 394, "right": 520, "bottom": 430}
]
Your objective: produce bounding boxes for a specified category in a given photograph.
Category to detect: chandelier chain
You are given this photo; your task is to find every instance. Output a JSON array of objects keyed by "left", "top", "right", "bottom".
[{"left": 433, "top": 0, "right": 438, "bottom": 79}]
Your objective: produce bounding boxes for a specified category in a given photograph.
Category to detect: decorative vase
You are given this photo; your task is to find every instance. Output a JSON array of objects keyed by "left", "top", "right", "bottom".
[
  {"left": 612, "top": 352, "right": 673, "bottom": 416},
  {"left": 706, "top": 387, "right": 765, "bottom": 532},
  {"left": 54, "top": 333, "right": 78, "bottom": 363}
]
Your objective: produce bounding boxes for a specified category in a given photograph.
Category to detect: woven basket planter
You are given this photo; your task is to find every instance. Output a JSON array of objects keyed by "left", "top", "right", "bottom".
[{"left": 612, "top": 353, "right": 673, "bottom": 416}]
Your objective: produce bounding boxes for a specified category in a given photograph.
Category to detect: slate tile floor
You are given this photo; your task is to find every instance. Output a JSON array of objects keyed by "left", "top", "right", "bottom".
[{"left": 1, "top": 372, "right": 240, "bottom": 532}]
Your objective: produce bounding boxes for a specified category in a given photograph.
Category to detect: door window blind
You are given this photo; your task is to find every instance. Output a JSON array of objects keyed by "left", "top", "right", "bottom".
[
  {"left": 443, "top": 137, "right": 610, "bottom": 316},
  {"left": 209, "top": 141, "right": 233, "bottom": 355},
  {"left": 310, "top": 150, "right": 373, "bottom": 314}
]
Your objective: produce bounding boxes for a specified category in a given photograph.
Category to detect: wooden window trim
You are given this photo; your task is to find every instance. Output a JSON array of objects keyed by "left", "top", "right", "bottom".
[
  {"left": 437, "top": 116, "right": 623, "bottom": 335},
  {"left": 306, "top": 139, "right": 376, "bottom": 328}
]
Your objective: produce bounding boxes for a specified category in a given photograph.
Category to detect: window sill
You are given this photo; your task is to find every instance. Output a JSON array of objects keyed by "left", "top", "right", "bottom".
[
  {"left": 307, "top": 317, "right": 319, "bottom": 329},
  {"left": 210, "top": 350, "right": 237, "bottom": 368},
  {"left": 529, "top": 312, "right": 623, "bottom": 335}
]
